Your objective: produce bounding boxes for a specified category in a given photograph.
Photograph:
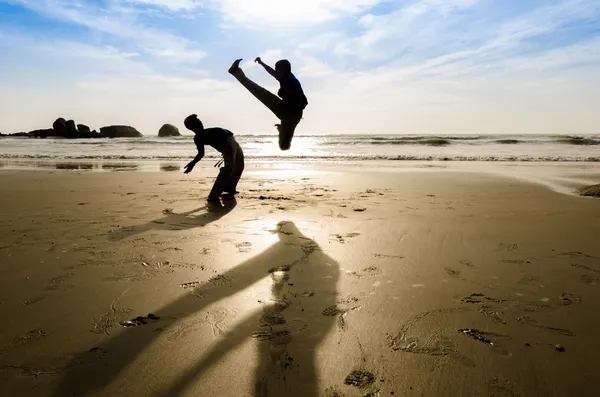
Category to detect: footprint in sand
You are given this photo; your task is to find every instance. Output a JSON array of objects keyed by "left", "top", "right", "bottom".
[
  {"left": 344, "top": 370, "right": 375, "bottom": 389},
  {"left": 235, "top": 242, "right": 252, "bottom": 253},
  {"left": 22, "top": 294, "right": 46, "bottom": 306},
  {"left": 488, "top": 376, "right": 522, "bottom": 397},
  {"left": 457, "top": 328, "right": 512, "bottom": 356},
  {"left": 581, "top": 274, "right": 599, "bottom": 284},
  {"left": 501, "top": 259, "right": 531, "bottom": 264},
  {"left": 180, "top": 274, "right": 234, "bottom": 297},
  {"left": 373, "top": 253, "right": 405, "bottom": 259},
  {"left": 558, "top": 293, "right": 581, "bottom": 306},
  {"left": 498, "top": 243, "right": 520, "bottom": 252},
  {"left": 323, "top": 386, "right": 346, "bottom": 397},
  {"left": 445, "top": 267, "right": 461, "bottom": 277},
  {"left": 387, "top": 308, "right": 476, "bottom": 366},
  {"left": 518, "top": 274, "right": 540, "bottom": 285},
  {"left": 331, "top": 233, "right": 360, "bottom": 244},
  {"left": 516, "top": 316, "right": 576, "bottom": 337},
  {"left": 459, "top": 259, "right": 476, "bottom": 268},
  {"left": 119, "top": 313, "right": 160, "bottom": 327},
  {"left": 46, "top": 273, "right": 75, "bottom": 291},
  {"left": 0, "top": 329, "right": 47, "bottom": 355}
]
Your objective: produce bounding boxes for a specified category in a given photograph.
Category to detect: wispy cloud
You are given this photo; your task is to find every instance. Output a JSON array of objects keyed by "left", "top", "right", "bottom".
[{"left": 5, "top": 0, "right": 207, "bottom": 63}]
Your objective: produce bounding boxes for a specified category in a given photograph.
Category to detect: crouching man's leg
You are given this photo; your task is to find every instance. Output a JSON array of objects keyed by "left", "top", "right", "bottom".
[
  {"left": 223, "top": 139, "right": 244, "bottom": 195},
  {"left": 208, "top": 143, "right": 237, "bottom": 202}
]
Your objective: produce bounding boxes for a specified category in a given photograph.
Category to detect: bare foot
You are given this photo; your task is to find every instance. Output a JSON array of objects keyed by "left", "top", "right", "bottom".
[{"left": 228, "top": 58, "right": 243, "bottom": 74}]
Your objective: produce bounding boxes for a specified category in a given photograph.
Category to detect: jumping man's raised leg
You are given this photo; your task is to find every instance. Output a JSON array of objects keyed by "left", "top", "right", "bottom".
[{"left": 228, "top": 59, "right": 285, "bottom": 119}]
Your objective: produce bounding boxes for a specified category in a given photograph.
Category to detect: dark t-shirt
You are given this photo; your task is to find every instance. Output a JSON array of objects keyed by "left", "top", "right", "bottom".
[
  {"left": 194, "top": 127, "right": 233, "bottom": 157},
  {"left": 277, "top": 73, "right": 308, "bottom": 113}
]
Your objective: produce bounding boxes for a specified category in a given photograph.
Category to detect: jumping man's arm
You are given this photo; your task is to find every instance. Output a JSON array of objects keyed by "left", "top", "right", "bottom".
[{"left": 255, "top": 57, "right": 278, "bottom": 80}]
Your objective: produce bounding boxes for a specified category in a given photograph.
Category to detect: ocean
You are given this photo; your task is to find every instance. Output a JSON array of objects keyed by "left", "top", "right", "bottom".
[{"left": 0, "top": 134, "right": 598, "bottom": 168}]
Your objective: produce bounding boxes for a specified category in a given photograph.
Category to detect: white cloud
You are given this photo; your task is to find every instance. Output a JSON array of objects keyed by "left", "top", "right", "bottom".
[{"left": 207, "top": 0, "right": 384, "bottom": 27}]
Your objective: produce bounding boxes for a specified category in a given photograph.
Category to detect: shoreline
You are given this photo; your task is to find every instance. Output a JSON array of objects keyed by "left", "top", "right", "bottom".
[{"left": 1, "top": 158, "right": 598, "bottom": 198}]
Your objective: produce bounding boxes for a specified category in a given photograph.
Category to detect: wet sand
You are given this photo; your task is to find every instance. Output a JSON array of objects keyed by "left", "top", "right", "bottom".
[{"left": 0, "top": 163, "right": 599, "bottom": 397}]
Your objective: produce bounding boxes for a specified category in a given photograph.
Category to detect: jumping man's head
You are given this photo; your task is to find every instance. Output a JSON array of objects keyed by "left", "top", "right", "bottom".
[
  {"left": 184, "top": 114, "right": 204, "bottom": 134},
  {"left": 275, "top": 59, "right": 292, "bottom": 79}
]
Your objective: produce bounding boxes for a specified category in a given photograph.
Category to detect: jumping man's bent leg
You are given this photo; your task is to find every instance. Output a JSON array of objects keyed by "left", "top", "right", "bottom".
[{"left": 277, "top": 112, "right": 302, "bottom": 151}]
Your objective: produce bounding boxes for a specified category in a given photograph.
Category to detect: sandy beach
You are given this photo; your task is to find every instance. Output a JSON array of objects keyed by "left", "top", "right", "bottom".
[{"left": 1, "top": 162, "right": 599, "bottom": 397}]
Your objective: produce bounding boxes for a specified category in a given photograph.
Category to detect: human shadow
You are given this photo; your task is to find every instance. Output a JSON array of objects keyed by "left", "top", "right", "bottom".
[
  {"left": 51, "top": 221, "right": 340, "bottom": 397},
  {"left": 108, "top": 198, "right": 237, "bottom": 241}
]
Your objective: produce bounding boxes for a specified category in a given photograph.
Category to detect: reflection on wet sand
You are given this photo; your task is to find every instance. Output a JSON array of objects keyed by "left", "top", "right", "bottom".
[
  {"left": 160, "top": 163, "right": 181, "bottom": 172},
  {"left": 102, "top": 163, "right": 139, "bottom": 171},
  {"left": 56, "top": 162, "right": 96, "bottom": 170}
]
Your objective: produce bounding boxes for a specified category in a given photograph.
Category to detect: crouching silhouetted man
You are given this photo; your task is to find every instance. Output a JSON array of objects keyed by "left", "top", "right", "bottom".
[{"left": 183, "top": 114, "right": 244, "bottom": 203}]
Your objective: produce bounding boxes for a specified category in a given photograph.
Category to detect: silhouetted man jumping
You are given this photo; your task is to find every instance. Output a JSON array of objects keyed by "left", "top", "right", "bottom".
[
  {"left": 228, "top": 57, "right": 308, "bottom": 151},
  {"left": 183, "top": 114, "right": 244, "bottom": 204}
]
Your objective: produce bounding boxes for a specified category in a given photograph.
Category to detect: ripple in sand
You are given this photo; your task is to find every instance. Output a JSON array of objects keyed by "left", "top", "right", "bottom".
[
  {"left": 571, "top": 263, "right": 600, "bottom": 273},
  {"left": 0, "top": 347, "right": 107, "bottom": 377},
  {"left": 562, "top": 251, "right": 595, "bottom": 259}
]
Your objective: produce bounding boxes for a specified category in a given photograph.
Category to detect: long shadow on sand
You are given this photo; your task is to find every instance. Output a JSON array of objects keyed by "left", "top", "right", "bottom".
[
  {"left": 51, "top": 221, "right": 340, "bottom": 397},
  {"left": 108, "top": 198, "right": 237, "bottom": 241}
]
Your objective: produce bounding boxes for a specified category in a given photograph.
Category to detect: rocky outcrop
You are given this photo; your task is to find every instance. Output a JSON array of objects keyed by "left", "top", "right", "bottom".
[
  {"left": 52, "top": 118, "right": 67, "bottom": 135},
  {"left": 99, "top": 125, "right": 143, "bottom": 138},
  {"left": 577, "top": 184, "right": 600, "bottom": 197},
  {"left": 0, "top": 118, "right": 144, "bottom": 139},
  {"left": 77, "top": 124, "right": 91, "bottom": 135},
  {"left": 29, "top": 128, "right": 55, "bottom": 138},
  {"left": 158, "top": 124, "right": 180, "bottom": 137},
  {"left": 66, "top": 120, "right": 78, "bottom": 137}
]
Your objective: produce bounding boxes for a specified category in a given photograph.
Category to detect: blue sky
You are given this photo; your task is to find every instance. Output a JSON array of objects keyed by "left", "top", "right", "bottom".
[{"left": 1, "top": 0, "right": 600, "bottom": 135}]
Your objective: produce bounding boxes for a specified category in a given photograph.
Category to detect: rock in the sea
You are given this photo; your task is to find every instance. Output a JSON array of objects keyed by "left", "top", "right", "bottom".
[
  {"left": 158, "top": 124, "right": 181, "bottom": 137},
  {"left": 99, "top": 125, "right": 143, "bottom": 138},
  {"left": 66, "top": 120, "right": 78, "bottom": 137},
  {"left": 577, "top": 184, "right": 600, "bottom": 197},
  {"left": 77, "top": 124, "right": 91, "bottom": 135},
  {"left": 29, "top": 128, "right": 55, "bottom": 138},
  {"left": 52, "top": 118, "right": 67, "bottom": 135}
]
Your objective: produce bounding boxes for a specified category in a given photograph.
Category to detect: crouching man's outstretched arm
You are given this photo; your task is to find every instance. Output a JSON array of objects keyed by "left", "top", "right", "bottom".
[{"left": 184, "top": 143, "right": 204, "bottom": 174}]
